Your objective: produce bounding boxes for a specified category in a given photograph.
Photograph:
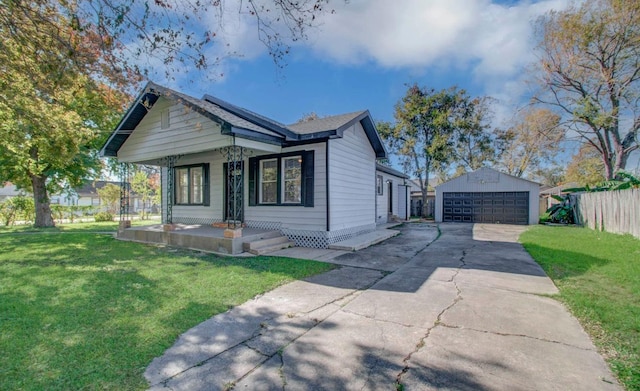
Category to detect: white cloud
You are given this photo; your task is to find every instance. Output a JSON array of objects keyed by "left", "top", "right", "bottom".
[{"left": 309, "top": 0, "right": 570, "bottom": 78}]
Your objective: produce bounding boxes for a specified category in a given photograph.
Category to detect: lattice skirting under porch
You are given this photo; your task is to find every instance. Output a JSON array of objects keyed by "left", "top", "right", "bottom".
[
  {"left": 282, "top": 223, "right": 376, "bottom": 249},
  {"left": 166, "top": 217, "right": 374, "bottom": 249},
  {"left": 244, "top": 220, "right": 283, "bottom": 231}
]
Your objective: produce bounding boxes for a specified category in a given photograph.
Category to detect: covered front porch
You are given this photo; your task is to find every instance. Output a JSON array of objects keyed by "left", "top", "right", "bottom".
[{"left": 117, "top": 224, "right": 293, "bottom": 255}]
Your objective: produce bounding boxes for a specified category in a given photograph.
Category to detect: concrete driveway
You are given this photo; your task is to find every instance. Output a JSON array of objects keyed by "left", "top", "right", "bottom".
[{"left": 146, "top": 223, "right": 620, "bottom": 390}]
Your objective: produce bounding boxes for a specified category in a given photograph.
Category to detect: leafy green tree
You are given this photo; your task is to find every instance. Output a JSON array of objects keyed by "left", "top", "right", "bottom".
[
  {"left": 0, "top": 196, "right": 34, "bottom": 226},
  {"left": 565, "top": 144, "right": 606, "bottom": 186},
  {"left": 1, "top": 0, "right": 339, "bottom": 79},
  {"left": 495, "top": 108, "right": 565, "bottom": 179},
  {"left": 0, "top": 1, "right": 341, "bottom": 227},
  {"left": 534, "top": 0, "right": 640, "bottom": 180},
  {"left": 532, "top": 166, "right": 566, "bottom": 187},
  {"left": 0, "top": 5, "right": 126, "bottom": 227},
  {"left": 379, "top": 84, "right": 491, "bottom": 217},
  {"left": 130, "top": 167, "right": 160, "bottom": 220},
  {"left": 97, "top": 184, "right": 121, "bottom": 214},
  {"left": 447, "top": 96, "right": 496, "bottom": 173}
]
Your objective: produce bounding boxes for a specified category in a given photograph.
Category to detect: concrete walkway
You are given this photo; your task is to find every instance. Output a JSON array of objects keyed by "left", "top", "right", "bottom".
[{"left": 146, "top": 223, "right": 620, "bottom": 390}]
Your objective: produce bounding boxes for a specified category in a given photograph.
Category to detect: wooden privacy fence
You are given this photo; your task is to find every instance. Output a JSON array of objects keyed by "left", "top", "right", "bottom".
[{"left": 573, "top": 188, "right": 640, "bottom": 239}]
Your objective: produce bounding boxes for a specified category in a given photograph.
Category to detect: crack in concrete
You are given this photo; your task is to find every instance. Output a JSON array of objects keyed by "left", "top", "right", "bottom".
[
  {"left": 241, "top": 340, "right": 271, "bottom": 357},
  {"left": 156, "top": 271, "right": 389, "bottom": 389},
  {"left": 395, "top": 234, "right": 467, "bottom": 389},
  {"left": 299, "top": 268, "right": 388, "bottom": 315},
  {"left": 153, "top": 225, "right": 441, "bottom": 389},
  {"left": 278, "top": 350, "right": 287, "bottom": 391},
  {"left": 437, "top": 323, "right": 597, "bottom": 352},
  {"left": 340, "top": 307, "right": 417, "bottom": 328}
]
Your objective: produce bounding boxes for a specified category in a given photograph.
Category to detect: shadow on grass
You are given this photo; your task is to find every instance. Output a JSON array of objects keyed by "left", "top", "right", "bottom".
[
  {"left": 0, "top": 232, "right": 332, "bottom": 390},
  {"left": 521, "top": 243, "right": 610, "bottom": 280}
]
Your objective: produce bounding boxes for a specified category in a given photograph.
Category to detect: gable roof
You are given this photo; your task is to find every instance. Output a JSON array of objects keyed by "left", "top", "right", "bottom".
[
  {"left": 289, "top": 111, "right": 364, "bottom": 134},
  {"left": 101, "top": 82, "right": 387, "bottom": 159}
]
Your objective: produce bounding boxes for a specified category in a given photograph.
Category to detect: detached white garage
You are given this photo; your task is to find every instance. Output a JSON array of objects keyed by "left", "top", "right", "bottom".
[{"left": 435, "top": 167, "right": 541, "bottom": 225}]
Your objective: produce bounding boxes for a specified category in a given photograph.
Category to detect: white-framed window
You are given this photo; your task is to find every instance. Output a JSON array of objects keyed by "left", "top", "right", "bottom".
[
  {"left": 282, "top": 156, "right": 302, "bottom": 203},
  {"left": 376, "top": 175, "right": 383, "bottom": 195},
  {"left": 259, "top": 159, "right": 278, "bottom": 204},
  {"left": 249, "top": 151, "right": 314, "bottom": 207},
  {"left": 175, "top": 164, "right": 208, "bottom": 205}
]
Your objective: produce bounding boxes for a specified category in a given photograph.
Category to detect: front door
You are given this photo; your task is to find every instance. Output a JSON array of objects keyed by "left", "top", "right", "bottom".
[{"left": 224, "top": 161, "right": 244, "bottom": 223}]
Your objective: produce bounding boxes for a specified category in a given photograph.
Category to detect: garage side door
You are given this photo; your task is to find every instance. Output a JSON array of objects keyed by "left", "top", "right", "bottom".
[{"left": 442, "top": 192, "right": 529, "bottom": 225}]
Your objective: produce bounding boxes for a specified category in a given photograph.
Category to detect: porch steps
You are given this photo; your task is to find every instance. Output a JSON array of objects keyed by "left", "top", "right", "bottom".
[{"left": 243, "top": 234, "right": 295, "bottom": 255}]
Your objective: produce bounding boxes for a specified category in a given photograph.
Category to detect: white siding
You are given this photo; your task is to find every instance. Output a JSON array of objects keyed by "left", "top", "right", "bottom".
[
  {"left": 245, "top": 143, "right": 327, "bottom": 231},
  {"left": 329, "top": 123, "right": 376, "bottom": 230},
  {"left": 397, "top": 184, "right": 409, "bottom": 220},
  {"left": 118, "top": 97, "right": 232, "bottom": 163},
  {"left": 435, "top": 168, "right": 540, "bottom": 225},
  {"left": 161, "top": 151, "right": 227, "bottom": 223},
  {"left": 375, "top": 171, "right": 408, "bottom": 223}
]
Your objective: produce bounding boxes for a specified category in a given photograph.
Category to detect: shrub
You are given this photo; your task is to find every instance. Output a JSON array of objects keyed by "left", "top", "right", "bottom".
[
  {"left": 0, "top": 196, "right": 35, "bottom": 225},
  {"left": 0, "top": 200, "right": 17, "bottom": 226},
  {"left": 94, "top": 212, "right": 114, "bottom": 222}
]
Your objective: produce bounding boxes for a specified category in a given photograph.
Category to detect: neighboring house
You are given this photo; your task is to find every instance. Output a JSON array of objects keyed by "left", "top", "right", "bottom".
[
  {"left": 0, "top": 181, "right": 149, "bottom": 214},
  {"left": 0, "top": 183, "right": 25, "bottom": 202},
  {"left": 101, "top": 82, "right": 401, "bottom": 248},
  {"left": 375, "top": 163, "right": 410, "bottom": 222},
  {"left": 435, "top": 167, "right": 541, "bottom": 225},
  {"left": 539, "top": 182, "right": 580, "bottom": 212},
  {"left": 69, "top": 181, "right": 150, "bottom": 214}
]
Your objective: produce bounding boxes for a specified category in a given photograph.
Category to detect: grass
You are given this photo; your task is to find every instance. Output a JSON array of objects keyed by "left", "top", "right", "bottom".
[
  {"left": 0, "top": 228, "right": 334, "bottom": 390},
  {"left": 520, "top": 225, "right": 640, "bottom": 390}
]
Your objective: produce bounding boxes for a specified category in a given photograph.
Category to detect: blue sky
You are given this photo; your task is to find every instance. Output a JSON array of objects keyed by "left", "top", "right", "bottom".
[
  {"left": 149, "top": 0, "right": 573, "bottom": 125},
  {"left": 142, "top": 0, "right": 640, "bottom": 171}
]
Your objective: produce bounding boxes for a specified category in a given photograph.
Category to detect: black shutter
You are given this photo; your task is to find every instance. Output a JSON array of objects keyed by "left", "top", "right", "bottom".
[
  {"left": 203, "top": 163, "right": 210, "bottom": 206},
  {"left": 303, "top": 150, "right": 314, "bottom": 207},
  {"left": 248, "top": 157, "right": 257, "bottom": 206}
]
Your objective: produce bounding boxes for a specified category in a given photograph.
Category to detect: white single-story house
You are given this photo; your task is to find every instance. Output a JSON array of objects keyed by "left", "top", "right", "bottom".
[
  {"left": 101, "top": 82, "right": 408, "bottom": 248},
  {"left": 435, "top": 167, "right": 541, "bottom": 225}
]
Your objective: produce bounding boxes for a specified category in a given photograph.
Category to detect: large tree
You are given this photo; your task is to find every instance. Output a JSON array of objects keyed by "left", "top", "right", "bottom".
[
  {"left": 1, "top": 0, "right": 338, "bottom": 79},
  {"left": 447, "top": 96, "right": 496, "bottom": 173},
  {"left": 534, "top": 0, "right": 640, "bottom": 180},
  {"left": 565, "top": 143, "right": 607, "bottom": 186},
  {"left": 0, "top": 0, "right": 336, "bottom": 227},
  {"left": 0, "top": 4, "right": 127, "bottom": 227},
  {"left": 495, "top": 108, "right": 565, "bottom": 179},
  {"left": 378, "top": 85, "right": 492, "bottom": 217}
]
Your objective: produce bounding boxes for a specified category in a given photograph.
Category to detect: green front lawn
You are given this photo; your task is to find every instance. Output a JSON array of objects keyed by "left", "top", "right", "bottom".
[
  {"left": 520, "top": 225, "right": 640, "bottom": 390},
  {"left": 0, "top": 219, "right": 156, "bottom": 233},
  {"left": 0, "top": 230, "right": 334, "bottom": 390}
]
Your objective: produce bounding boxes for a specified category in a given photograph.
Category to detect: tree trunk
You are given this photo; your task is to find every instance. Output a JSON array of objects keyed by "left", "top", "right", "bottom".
[
  {"left": 31, "top": 174, "right": 55, "bottom": 227},
  {"left": 422, "top": 158, "right": 431, "bottom": 218}
]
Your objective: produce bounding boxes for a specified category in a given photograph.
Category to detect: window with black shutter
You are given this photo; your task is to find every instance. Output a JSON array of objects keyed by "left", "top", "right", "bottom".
[{"left": 248, "top": 151, "right": 314, "bottom": 207}]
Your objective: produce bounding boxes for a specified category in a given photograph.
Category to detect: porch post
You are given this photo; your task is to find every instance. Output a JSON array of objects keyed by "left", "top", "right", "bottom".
[
  {"left": 222, "top": 143, "right": 245, "bottom": 234},
  {"left": 165, "top": 155, "right": 178, "bottom": 225},
  {"left": 119, "top": 163, "right": 131, "bottom": 230}
]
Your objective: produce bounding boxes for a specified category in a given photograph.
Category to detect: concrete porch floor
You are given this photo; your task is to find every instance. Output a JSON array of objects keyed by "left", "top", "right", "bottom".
[
  {"left": 117, "top": 224, "right": 279, "bottom": 255},
  {"left": 116, "top": 222, "right": 406, "bottom": 257}
]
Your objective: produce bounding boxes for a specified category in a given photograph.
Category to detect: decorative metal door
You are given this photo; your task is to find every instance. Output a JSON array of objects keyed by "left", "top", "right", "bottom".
[{"left": 224, "top": 161, "right": 244, "bottom": 226}]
